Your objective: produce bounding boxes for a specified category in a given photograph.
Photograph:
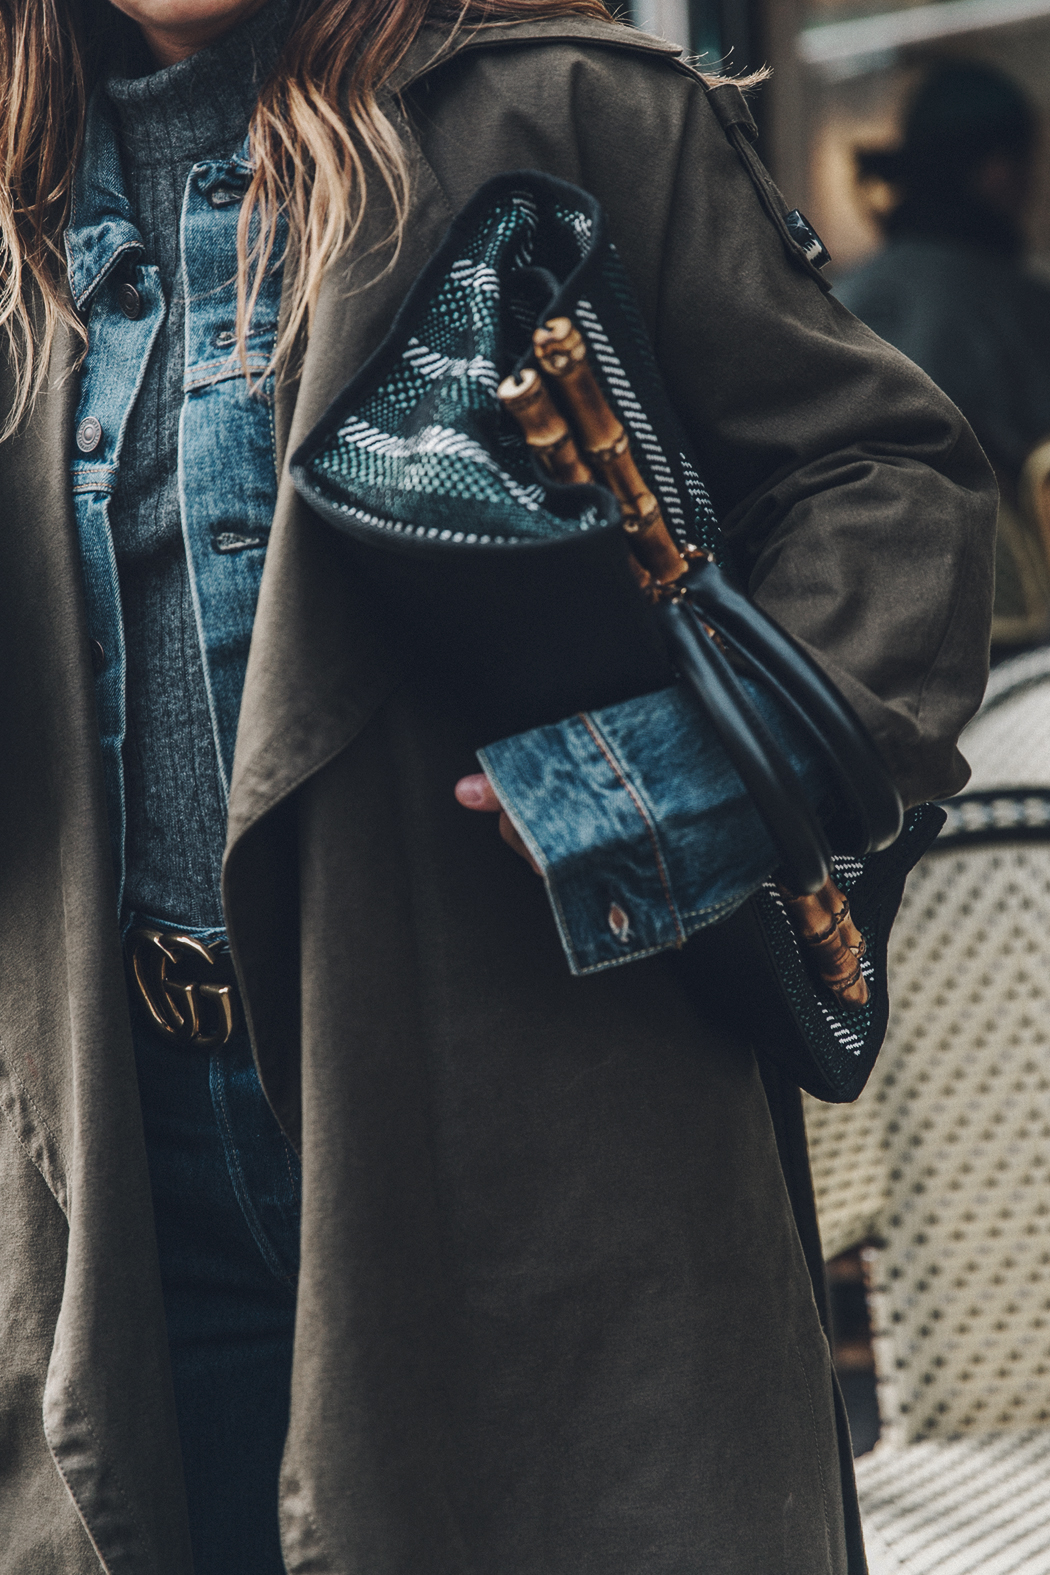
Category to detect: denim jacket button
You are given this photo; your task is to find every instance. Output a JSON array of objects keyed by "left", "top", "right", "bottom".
[
  {"left": 90, "top": 639, "right": 106, "bottom": 674},
  {"left": 608, "top": 903, "right": 631, "bottom": 943},
  {"left": 76, "top": 416, "right": 103, "bottom": 454},
  {"left": 118, "top": 282, "right": 143, "bottom": 320}
]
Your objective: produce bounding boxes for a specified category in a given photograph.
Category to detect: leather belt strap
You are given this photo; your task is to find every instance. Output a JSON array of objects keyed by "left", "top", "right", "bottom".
[{"left": 126, "top": 926, "right": 242, "bottom": 1050}]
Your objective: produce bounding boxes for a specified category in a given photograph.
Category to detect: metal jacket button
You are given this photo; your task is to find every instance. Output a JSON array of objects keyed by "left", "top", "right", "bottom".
[
  {"left": 90, "top": 639, "right": 106, "bottom": 674},
  {"left": 76, "top": 416, "right": 103, "bottom": 454},
  {"left": 118, "top": 282, "right": 143, "bottom": 320}
]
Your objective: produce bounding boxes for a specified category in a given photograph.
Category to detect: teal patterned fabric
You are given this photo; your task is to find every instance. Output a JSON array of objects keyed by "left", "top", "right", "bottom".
[{"left": 296, "top": 177, "right": 721, "bottom": 559}]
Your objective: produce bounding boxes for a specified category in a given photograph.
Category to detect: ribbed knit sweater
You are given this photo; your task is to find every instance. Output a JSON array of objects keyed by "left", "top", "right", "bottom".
[{"left": 104, "top": 0, "right": 295, "bottom": 927}]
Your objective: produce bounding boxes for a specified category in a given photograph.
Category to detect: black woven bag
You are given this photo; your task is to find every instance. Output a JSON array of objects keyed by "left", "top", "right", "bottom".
[{"left": 291, "top": 170, "right": 944, "bottom": 1103}]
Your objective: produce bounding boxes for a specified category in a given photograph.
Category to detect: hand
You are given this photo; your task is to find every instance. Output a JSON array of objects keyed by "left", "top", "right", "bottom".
[{"left": 454, "top": 774, "right": 542, "bottom": 874}]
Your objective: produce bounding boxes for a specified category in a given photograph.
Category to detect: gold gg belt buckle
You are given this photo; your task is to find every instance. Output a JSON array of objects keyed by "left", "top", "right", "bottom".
[{"left": 127, "top": 927, "right": 241, "bottom": 1050}]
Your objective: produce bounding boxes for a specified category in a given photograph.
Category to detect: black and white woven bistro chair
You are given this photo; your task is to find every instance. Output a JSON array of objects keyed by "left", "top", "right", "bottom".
[{"left": 804, "top": 646, "right": 1050, "bottom": 1574}]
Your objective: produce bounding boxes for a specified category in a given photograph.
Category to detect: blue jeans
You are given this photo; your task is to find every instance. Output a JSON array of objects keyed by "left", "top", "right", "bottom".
[{"left": 134, "top": 1012, "right": 300, "bottom": 1575}]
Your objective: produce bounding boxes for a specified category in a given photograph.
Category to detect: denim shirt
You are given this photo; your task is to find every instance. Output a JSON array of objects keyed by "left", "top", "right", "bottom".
[{"left": 68, "top": 96, "right": 826, "bottom": 971}]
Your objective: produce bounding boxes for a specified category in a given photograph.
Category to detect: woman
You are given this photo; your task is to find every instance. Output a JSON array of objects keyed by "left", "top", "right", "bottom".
[{"left": 0, "top": 1, "right": 994, "bottom": 1572}]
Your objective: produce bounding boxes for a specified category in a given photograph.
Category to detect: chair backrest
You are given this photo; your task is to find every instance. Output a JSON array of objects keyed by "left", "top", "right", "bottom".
[{"left": 805, "top": 650, "right": 1050, "bottom": 1446}]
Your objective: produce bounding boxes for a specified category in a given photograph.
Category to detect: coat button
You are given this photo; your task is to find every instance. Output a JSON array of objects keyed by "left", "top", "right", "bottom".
[
  {"left": 90, "top": 639, "right": 106, "bottom": 674},
  {"left": 76, "top": 416, "right": 103, "bottom": 454},
  {"left": 117, "top": 282, "right": 143, "bottom": 320}
]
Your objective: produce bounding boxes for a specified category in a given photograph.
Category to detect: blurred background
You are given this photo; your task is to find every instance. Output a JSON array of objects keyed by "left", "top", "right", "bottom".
[
  {"left": 627, "top": 0, "right": 1050, "bottom": 276},
  {"left": 628, "top": 1, "right": 1050, "bottom": 650}
]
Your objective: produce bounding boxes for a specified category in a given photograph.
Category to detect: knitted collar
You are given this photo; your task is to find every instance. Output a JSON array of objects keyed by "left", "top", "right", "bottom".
[{"left": 105, "top": 0, "right": 297, "bottom": 170}]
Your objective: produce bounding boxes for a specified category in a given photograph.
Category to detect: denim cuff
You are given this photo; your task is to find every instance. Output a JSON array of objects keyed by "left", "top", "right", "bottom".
[{"left": 478, "top": 683, "right": 830, "bottom": 976}]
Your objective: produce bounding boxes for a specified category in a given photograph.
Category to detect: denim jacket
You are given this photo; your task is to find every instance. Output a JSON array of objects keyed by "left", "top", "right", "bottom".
[
  {"left": 68, "top": 94, "right": 826, "bottom": 971},
  {"left": 67, "top": 97, "right": 283, "bottom": 916}
]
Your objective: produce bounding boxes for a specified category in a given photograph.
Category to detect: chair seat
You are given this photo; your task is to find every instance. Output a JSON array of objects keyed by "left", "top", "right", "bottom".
[{"left": 856, "top": 1428, "right": 1050, "bottom": 1573}]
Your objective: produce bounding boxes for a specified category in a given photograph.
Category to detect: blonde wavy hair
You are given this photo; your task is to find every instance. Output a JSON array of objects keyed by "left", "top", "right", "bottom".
[{"left": 0, "top": 0, "right": 615, "bottom": 437}]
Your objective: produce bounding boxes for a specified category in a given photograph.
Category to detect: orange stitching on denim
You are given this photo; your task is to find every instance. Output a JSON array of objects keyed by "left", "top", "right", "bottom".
[
  {"left": 578, "top": 714, "right": 685, "bottom": 945},
  {"left": 281, "top": 1137, "right": 301, "bottom": 1203},
  {"left": 211, "top": 1063, "right": 296, "bottom": 1292}
]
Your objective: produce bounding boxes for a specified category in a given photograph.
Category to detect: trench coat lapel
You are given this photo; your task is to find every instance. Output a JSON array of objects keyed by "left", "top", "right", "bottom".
[
  {"left": 225, "top": 17, "right": 683, "bottom": 850},
  {"left": 0, "top": 324, "right": 193, "bottom": 1572},
  {"left": 226, "top": 113, "right": 454, "bottom": 849}
]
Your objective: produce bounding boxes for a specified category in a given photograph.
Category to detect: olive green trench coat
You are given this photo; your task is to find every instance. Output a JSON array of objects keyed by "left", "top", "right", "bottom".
[{"left": 0, "top": 18, "right": 995, "bottom": 1575}]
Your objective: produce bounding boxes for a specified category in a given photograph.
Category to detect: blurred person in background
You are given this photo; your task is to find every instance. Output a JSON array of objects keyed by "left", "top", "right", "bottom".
[{"left": 838, "top": 62, "right": 1050, "bottom": 647}]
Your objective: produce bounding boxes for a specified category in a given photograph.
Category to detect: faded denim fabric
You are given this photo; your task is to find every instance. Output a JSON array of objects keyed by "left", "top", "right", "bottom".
[
  {"left": 67, "top": 100, "right": 167, "bottom": 909},
  {"left": 178, "top": 157, "right": 284, "bottom": 797},
  {"left": 66, "top": 96, "right": 284, "bottom": 904},
  {"left": 480, "top": 680, "right": 830, "bottom": 975}
]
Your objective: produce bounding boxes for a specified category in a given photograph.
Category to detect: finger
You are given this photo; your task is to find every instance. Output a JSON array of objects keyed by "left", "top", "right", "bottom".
[
  {"left": 499, "top": 813, "right": 542, "bottom": 875},
  {"left": 454, "top": 773, "right": 502, "bottom": 812}
]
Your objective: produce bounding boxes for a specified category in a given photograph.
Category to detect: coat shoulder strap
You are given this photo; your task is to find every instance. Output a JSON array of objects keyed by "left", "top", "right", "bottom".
[{"left": 703, "top": 79, "right": 833, "bottom": 292}]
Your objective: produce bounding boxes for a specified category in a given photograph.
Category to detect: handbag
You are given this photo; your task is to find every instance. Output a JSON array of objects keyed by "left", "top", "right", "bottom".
[{"left": 291, "top": 170, "right": 944, "bottom": 1103}]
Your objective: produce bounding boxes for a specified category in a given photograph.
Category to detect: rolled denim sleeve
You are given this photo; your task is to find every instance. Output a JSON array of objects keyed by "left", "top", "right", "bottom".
[{"left": 477, "top": 681, "right": 831, "bottom": 976}]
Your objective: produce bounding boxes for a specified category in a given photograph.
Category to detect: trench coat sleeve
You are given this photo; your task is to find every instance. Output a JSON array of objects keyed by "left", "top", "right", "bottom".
[
  {"left": 644, "top": 82, "right": 996, "bottom": 810},
  {"left": 406, "top": 39, "right": 997, "bottom": 809}
]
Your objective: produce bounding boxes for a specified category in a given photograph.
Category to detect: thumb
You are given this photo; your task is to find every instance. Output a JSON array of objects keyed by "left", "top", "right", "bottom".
[{"left": 454, "top": 773, "right": 502, "bottom": 812}]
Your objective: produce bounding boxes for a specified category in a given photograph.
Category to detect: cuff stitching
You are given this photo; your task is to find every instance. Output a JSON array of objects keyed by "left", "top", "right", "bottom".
[
  {"left": 578, "top": 712, "right": 685, "bottom": 947},
  {"left": 679, "top": 892, "right": 753, "bottom": 925}
]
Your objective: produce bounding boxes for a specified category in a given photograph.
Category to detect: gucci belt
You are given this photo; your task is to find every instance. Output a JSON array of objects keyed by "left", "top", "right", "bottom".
[{"left": 127, "top": 927, "right": 242, "bottom": 1050}]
